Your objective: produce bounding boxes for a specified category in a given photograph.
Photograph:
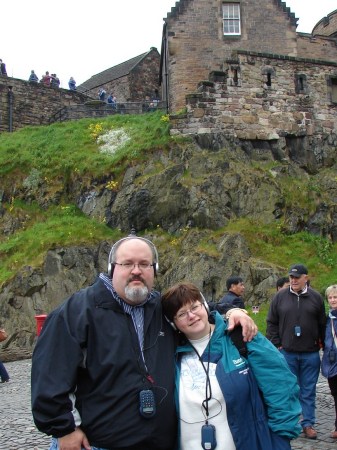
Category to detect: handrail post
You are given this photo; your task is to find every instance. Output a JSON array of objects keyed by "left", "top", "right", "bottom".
[{"left": 8, "top": 86, "right": 13, "bottom": 132}]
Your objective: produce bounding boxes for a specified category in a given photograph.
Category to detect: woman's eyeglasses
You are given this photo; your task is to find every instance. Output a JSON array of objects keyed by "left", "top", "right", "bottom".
[{"left": 174, "top": 303, "right": 203, "bottom": 321}]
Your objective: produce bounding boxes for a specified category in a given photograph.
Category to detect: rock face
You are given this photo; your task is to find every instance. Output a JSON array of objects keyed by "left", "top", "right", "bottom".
[
  {"left": 1, "top": 137, "right": 336, "bottom": 356},
  {"left": 0, "top": 234, "right": 282, "bottom": 359}
]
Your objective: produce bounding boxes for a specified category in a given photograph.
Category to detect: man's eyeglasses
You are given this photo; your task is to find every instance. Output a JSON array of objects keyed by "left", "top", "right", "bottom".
[
  {"left": 174, "top": 303, "right": 203, "bottom": 321},
  {"left": 114, "top": 262, "right": 154, "bottom": 271}
]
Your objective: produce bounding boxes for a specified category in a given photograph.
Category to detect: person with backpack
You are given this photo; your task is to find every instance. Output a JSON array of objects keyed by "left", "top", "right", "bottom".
[
  {"left": 28, "top": 70, "right": 39, "bottom": 83},
  {"left": 98, "top": 88, "right": 106, "bottom": 101},
  {"left": 68, "top": 77, "right": 76, "bottom": 91},
  {"left": 161, "top": 282, "right": 301, "bottom": 450}
]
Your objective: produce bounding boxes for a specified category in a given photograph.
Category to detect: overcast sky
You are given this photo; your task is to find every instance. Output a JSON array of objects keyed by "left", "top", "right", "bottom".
[{"left": 1, "top": 0, "right": 336, "bottom": 89}]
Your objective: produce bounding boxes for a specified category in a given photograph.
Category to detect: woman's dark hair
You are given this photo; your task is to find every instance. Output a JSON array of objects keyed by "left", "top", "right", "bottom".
[{"left": 161, "top": 282, "right": 203, "bottom": 322}]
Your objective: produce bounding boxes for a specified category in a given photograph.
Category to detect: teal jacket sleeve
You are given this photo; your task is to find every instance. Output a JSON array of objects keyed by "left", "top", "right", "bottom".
[{"left": 246, "top": 332, "right": 302, "bottom": 439}]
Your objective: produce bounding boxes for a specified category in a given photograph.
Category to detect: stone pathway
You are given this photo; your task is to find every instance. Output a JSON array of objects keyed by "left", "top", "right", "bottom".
[
  {"left": 0, "top": 360, "right": 50, "bottom": 450},
  {"left": 1, "top": 359, "right": 336, "bottom": 449}
]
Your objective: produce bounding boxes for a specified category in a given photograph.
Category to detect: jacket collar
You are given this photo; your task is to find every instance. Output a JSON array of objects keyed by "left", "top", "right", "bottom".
[
  {"left": 329, "top": 309, "right": 337, "bottom": 319},
  {"left": 289, "top": 285, "right": 308, "bottom": 296},
  {"left": 93, "top": 275, "right": 158, "bottom": 310},
  {"left": 176, "top": 311, "right": 227, "bottom": 353}
]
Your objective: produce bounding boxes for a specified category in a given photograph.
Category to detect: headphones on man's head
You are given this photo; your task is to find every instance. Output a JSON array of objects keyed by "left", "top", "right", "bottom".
[
  {"left": 165, "top": 292, "right": 210, "bottom": 331},
  {"left": 107, "top": 236, "right": 159, "bottom": 277}
]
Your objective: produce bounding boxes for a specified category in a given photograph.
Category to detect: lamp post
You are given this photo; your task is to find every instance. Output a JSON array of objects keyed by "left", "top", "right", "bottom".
[{"left": 8, "top": 86, "right": 13, "bottom": 132}]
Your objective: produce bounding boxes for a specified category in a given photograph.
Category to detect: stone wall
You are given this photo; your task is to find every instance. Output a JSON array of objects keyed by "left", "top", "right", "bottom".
[
  {"left": 170, "top": 51, "right": 337, "bottom": 166},
  {"left": 164, "top": 0, "right": 337, "bottom": 112},
  {"left": 165, "top": 0, "right": 299, "bottom": 112},
  {"left": 0, "top": 76, "right": 90, "bottom": 133},
  {"left": 297, "top": 34, "right": 337, "bottom": 61},
  {"left": 312, "top": 10, "right": 337, "bottom": 37},
  {"left": 81, "top": 50, "right": 161, "bottom": 103},
  {"left": 129, "top": 51, "right": 161, "bottom": 101}
]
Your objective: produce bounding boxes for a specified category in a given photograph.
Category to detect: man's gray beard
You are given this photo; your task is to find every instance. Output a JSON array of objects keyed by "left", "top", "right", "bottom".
[{"left": 124, "top": 285, "right": 149, "bottom": 305}]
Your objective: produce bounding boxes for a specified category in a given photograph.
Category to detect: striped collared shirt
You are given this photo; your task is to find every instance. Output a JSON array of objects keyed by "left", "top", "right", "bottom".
[{"left": 99, "top": 273, "right": 153, "bottom": 360}]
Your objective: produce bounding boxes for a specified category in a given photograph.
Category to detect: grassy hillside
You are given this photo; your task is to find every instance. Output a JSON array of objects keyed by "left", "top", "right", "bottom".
[
  {"left": 0, "top": 111, "right": 336, "bottom": 307},
  {"left": 0, "top": 112, "right": 172, "bottom": 283}
]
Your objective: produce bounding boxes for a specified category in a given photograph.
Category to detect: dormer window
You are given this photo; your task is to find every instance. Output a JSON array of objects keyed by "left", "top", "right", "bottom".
[{"left": 223, "top": 3, "right": 241, "bottom": 35}]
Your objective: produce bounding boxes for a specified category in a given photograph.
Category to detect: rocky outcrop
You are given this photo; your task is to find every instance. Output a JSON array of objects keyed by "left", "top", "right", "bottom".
[
  {"left": 78, "top": 141, "right": 337, "bottom": 240},
  {"left": 0, "top": 232, "right": 284, "bottom": 358},
  {"left": 1, "top": 137, "right": 336, "bottom": 356}
]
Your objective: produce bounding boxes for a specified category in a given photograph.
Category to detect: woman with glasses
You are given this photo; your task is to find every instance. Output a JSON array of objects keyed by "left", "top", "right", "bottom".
[
  {"left": 32, "top": 235, "right": 260, "bottom": 450},
  {"left": 161, "top": 282, "right": 302, "bottom": 450}
]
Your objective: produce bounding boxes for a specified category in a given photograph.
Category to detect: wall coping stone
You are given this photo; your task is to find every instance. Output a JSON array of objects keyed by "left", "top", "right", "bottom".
[{"left": 234, "top": 49, "right": 337, "bottom": 67}]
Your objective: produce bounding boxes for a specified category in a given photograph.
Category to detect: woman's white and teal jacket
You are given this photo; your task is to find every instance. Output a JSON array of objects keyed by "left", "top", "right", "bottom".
[{"left": 175, "top": 312, "right": 302, "bottom": 450}]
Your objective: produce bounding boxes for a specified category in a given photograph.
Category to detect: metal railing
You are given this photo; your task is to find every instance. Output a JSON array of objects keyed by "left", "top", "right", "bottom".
[{"left": 49, "top": 101, "right": 167, "bottom": 124}]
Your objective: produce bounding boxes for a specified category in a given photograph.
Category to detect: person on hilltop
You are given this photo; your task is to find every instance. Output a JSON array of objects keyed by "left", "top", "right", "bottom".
[
  {"left": 68, "top": 77, "right": 76, "bottom": 91},
  {"left": 0, "top": 59, "right": 8, "bottom": 76},
  {"left": 98, "top": 87, "right": 106, "bottom": 101},
  {"left": 107, "top": 93, "right": 117, "bottom": 109},
  {"left": 31, "top": 234, "right": 256, "bottom": 450},
  {"left": 50, "top": 74, "right": 60, "bottom": 88},
  {"left": 40, "top": 71, "right": 51, "bottom": 86},
  {"left": 266, "top": 263, "right": 326, "bottom": 440},
  {"left": 28, "top": 70, "right": 39, "bottom": 83}
]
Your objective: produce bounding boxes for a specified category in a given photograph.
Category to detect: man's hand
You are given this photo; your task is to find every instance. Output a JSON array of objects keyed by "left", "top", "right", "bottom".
[
  {"left": 58, "top": 428, "right": 91, "bottom": 450},
  {"left": 226, "top": 309, "right": 258, "bottom": 342}
]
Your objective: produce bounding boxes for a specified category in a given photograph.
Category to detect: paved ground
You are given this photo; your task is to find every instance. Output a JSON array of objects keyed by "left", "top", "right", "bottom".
[{"left": 1, "top": 358, "right": 337, "bottom": 449}]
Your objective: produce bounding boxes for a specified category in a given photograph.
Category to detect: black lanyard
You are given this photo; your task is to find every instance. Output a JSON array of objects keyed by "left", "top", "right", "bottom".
[{"left": 189, "top": 328, "right": 212, "bottom": 423}]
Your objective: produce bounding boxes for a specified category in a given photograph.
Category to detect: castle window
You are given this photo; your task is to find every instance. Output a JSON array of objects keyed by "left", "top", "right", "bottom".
[
  {"left": 266, "top": 73, "right": 272, "bottom": 87},
  {"left": 233, "top": 69, "right": 238, "bottom": 85},
  {"left": 331, "top": 78, "right": 337, "bottom": 103},
  {"left": 295, "top": 74, "right": 308, "bottom": 94},
  {"left": 223, "top": 3, "right": 241, "bottom": 35},
  {"left": 262, "top": 66, "right": 275, "bottom": 89},
  {"left": 327, "top": 76, "right": 337, "bottom": 103}
]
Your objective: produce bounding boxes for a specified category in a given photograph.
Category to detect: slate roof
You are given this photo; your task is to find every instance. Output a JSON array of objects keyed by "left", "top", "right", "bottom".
[{"left": 77, "top": 49, "right": 154, "bottom": 93}]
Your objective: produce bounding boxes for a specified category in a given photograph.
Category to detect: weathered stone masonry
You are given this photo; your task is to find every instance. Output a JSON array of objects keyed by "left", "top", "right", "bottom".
[
  {"left": 78, "top": 49, "right": 161, "bottom": 104},
  {"left": 162, "top": 0, "right": 337, "bottom": 113},
  {"left": 0, "top": 77, "right": 89, "bottom": 133},
  {"left": 161, "top": 0, "right": 337, "bottom": 167},
  {"left": 170, "top": 50, "right": 337, "bottom": 169}
]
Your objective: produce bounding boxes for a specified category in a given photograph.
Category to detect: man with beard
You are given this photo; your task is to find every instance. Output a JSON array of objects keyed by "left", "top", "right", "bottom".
[{"left": 31, "top": 235, "right": 257, "bottom": 450}]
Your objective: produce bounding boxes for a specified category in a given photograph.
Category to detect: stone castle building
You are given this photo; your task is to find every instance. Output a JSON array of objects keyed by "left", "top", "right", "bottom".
[
  {"left": 160, "top": 0, "right": 337, "bottom": 157},
  {"left": 1, "top": 1, "right": 336, "bottom": 146},
  {"left": 78, "top": 48, "right": 161, "bottom": 103}
]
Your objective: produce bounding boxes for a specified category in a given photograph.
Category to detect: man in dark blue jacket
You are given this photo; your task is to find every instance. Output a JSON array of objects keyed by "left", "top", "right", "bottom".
[
  {"left": 31, "top": 235, "right": 256, "bottom": 450},
  {"left": 217, "top": 275, "right": 245, "bottom": 311}
]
